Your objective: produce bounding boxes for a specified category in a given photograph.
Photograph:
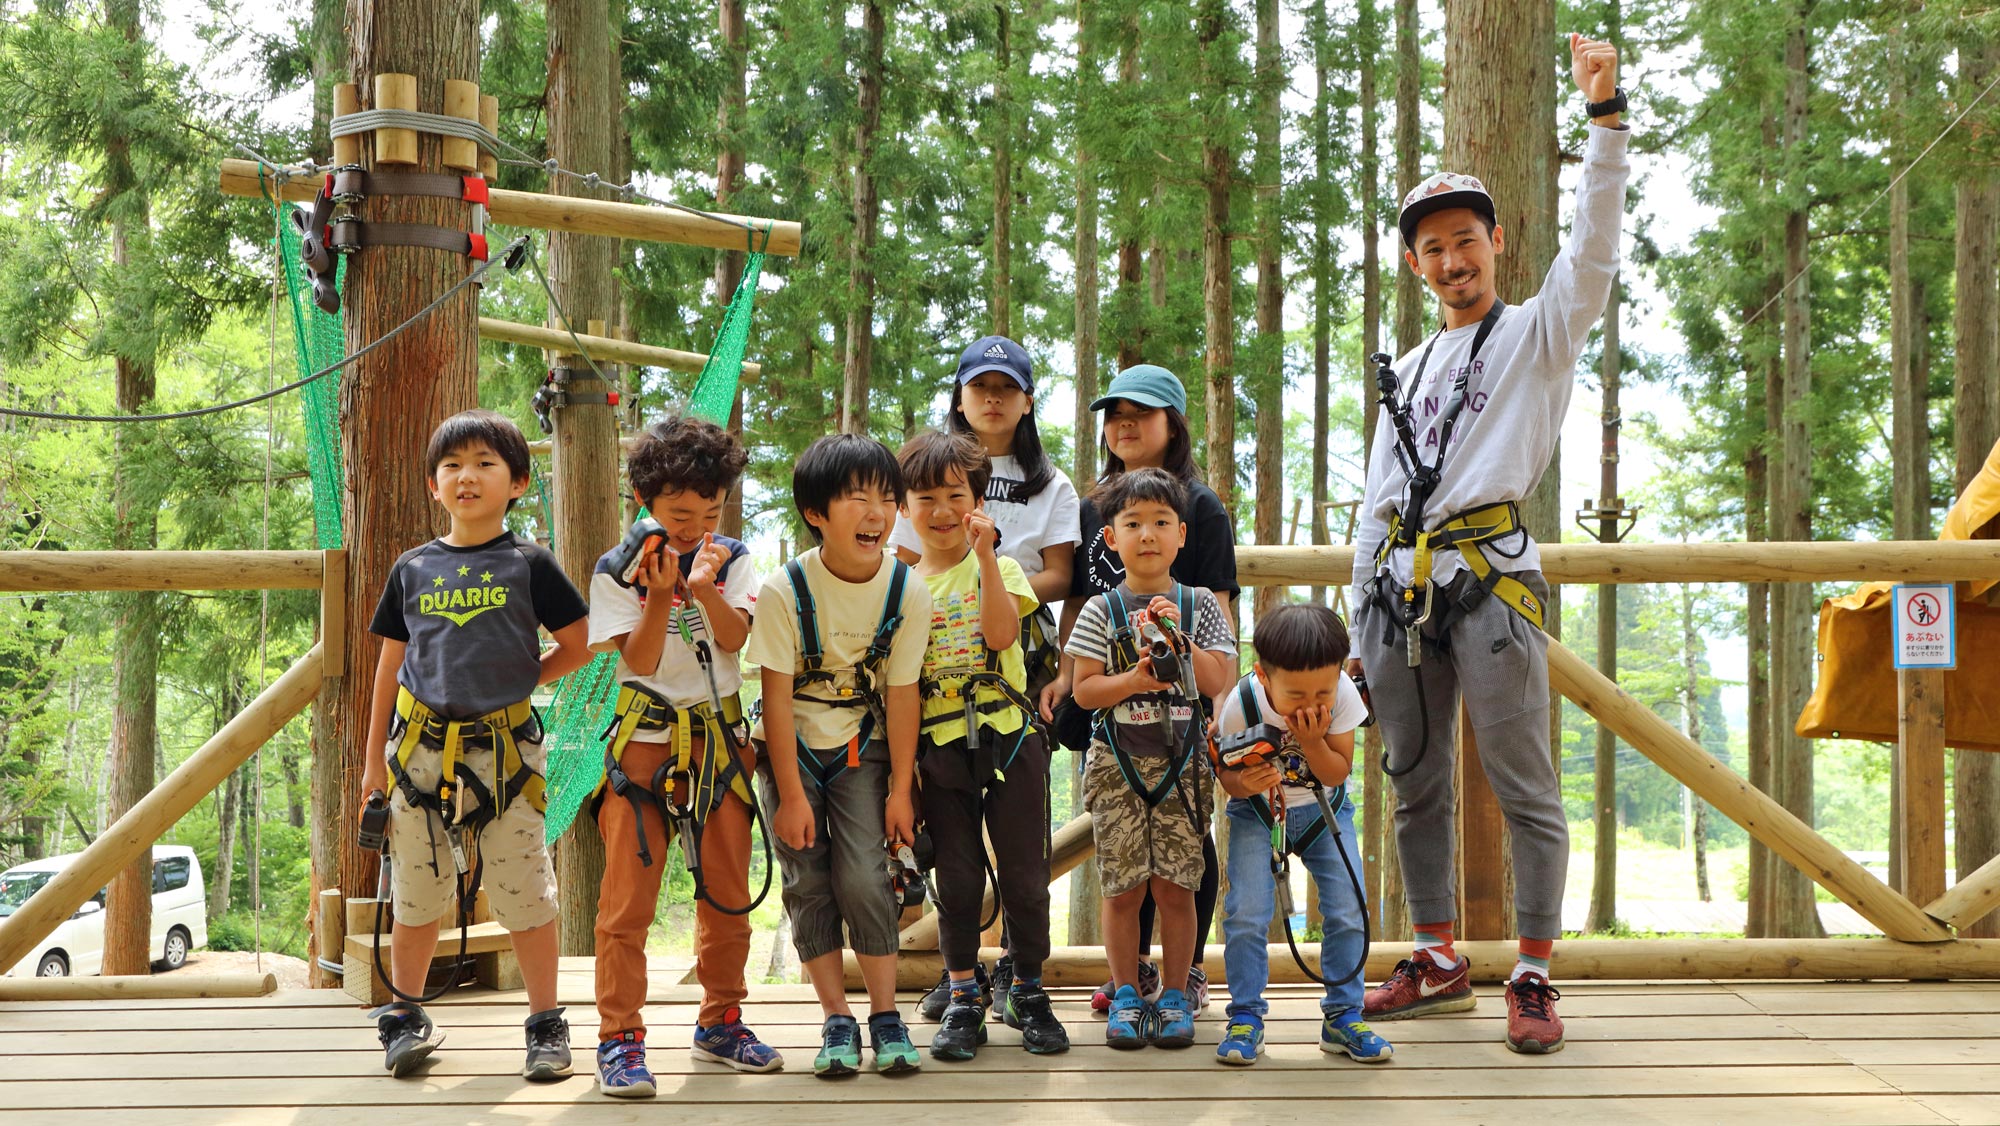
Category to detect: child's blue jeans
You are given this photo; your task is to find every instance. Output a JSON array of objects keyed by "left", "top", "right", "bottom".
[{"left": 1221, "top": 790, "right": 1368, "bottom": 1017}]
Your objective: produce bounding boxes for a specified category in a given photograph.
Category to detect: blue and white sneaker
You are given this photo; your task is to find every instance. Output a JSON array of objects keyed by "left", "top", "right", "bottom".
[
  {"left": 597, "top": 1031, "right": 656, "bottom": 1098},
  {"left": 1153, "top": 988, "right": 1195, "bottom": 1049},
  {"left": 1105, "top": 984, "right": 1148, "bottom": 1050},
  {"left": 1322, "top": 1007, "right": 1395, "bottom": 1063},
  {"left": 692, "top": 1005, "right": 784, "bottom": 1073},
  {"left": 1216, "top": 1011, "right": 1263, "bottom": 1066}
]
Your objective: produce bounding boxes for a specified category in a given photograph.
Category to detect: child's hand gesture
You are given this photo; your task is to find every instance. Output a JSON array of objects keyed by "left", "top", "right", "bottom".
[
  {"left": 688, "top": 533, "right": 728, "bottom": 594},
  {"left": 883, "top": 789, "right": 916, "bottom": 848},
  {"left": 965, "top": 510, "right": 998, "bottom": 559},
  {"left": 774, "top": 796, "right": 816, "bottom": 851},
  {"left": 1291, "top": 703, "right": 1334, "bottom": 747},
  {"left": 636, "top": 545, "right": 678, "bottom": 608}
]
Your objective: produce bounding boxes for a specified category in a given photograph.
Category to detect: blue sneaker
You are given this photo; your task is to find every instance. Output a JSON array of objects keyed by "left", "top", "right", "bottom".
[
  {"left": 692, "top": 1006, "right": 784, "bottom": 1073},
  {"left": 1105, "top": 984, "right": 1148, "bottom": 1050},
  {"left": 1216, "top": 1011, "right": 1263, "bottom": 1066},
  {"left": 596, "top": 1031, "right": 656, "bottom": 1098},
  {"left": 1322, "top": 1007, "right": 1395, "bottom": 1063},
  {"left": 1153, "top": 988, "right": 1195, "bottom": 1049}
]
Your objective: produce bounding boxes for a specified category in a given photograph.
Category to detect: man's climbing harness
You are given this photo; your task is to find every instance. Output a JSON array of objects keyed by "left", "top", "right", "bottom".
[{"left": 1212, "top": 681, "right": 1371, "bottom": 987}]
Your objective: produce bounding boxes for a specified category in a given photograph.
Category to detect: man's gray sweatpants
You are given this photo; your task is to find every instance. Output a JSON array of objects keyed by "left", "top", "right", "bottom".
[{"left": 1353, "top": 570, "right": 1568, "bottom": 940}]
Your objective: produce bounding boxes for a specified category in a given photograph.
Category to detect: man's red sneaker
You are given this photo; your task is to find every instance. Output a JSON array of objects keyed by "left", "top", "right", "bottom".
[
  {"left": 1505, "top": 973, "right": 1565, "bottom": 1053},
  {"left": 1362, "top": 950, "right": 1476, "bottom": 1020}
]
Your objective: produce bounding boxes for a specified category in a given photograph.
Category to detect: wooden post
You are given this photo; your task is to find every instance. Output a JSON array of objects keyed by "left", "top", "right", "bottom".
[
  {"left": 1928, "top": 851, "right": 2000, "bottom": 932},
  {"left": 0, "top": 973, "right": 278, "bottom": 1001},
  {"left": 477, "top": 94, "right": 499, "bottom": 179},
  {"left": 478, "top": 316, "right": 760, "bottom": 378},
  {"left": 1545, "top": 639, "right": 1950, "bottom": 943},
  {"left": 317, "top": 886, "right": 346, "bottom": 963},
  {"left": 332, "top": 83, "right": 361, "bottom": 167},
  {"left": 441, "top": 79, "right": 480, "bottom": 172},
  {"left": 0, "top": 646, "right": 323, "bottom": 973},
  {"left": 319, "top": 548, "right": 346, "bottom": 680},
  {"left": 1895, "top": 668, "right": 1948, "bottom": 907},
  {"left": 371, "top": 73, "right": 419, "bottom": 165},
  {"left": 0, "top": 550, "right": 322, "bottom": 591},
  {"left": 1458, "top": 707, "right": 1509, "bottom": 940}
]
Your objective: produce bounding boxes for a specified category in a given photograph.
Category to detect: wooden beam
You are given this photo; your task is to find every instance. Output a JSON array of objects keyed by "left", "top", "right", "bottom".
[
  {"left": 0, "top": 646, "right": 324, "bottom": 975},
  {"left": 0, "top": 973, "right": 277, "bottom": 1001},
  {"left": 1235, "top": 540, "right": 2000, "bottom": 589},
  {"left": 1928, "top": 851, "right": 2000, "bottom": 932},
  {"left": 897, "top": 814, "right": 1095, "bottom": 950},
  {"left": 217, "top": 159, "right": 802, "bottom": 257},
  {"left": 0, "top": 551, "right": 323, "bottom": 592},
  {"left": 862, "top": 937, "right": 2000, "bottom": 988},
  {"left": 1896, "top": 668, "right": 1948, "bottom": 907},
  {"left": 478, "top": 316, "right": 761, "bottom": 378},
  {"left": 1546, "top": 639, "right": 1952, "bottom": 943}
]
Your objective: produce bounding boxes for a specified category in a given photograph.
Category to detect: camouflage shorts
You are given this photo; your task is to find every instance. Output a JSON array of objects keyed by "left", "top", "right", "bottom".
[
  {"left": 1082, "top": 741, "right": 1211, "bottom": 897},
  {"left": 384, "top": 737, "right": 558, "bottom": 931}
]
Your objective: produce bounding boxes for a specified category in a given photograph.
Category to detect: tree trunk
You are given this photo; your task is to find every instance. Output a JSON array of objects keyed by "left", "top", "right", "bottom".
[
  {"left": 1682, "top": 580, "right": 1712, "bottom": 902},
  {"left": 1073, "top": 0, "right": 1100, "bottom": 488},
  {"left": 309, "top": 0, "right": 346, "bottom": 159},
  {"left": 1747, "top": 334, "right": 1778, "bottom": 938},
  {"left": 716, "top": 0, "right": 748, "bottom": 540},
  {"left": 1953, "top": 29, "right": 2000, "bottom": 939},
  {"left": 281, "top": 744, "right": 305, "bottom": 829},
  {"left": 320, "top": 0, "right": 484, "bottom": 984},
  {"left": 1198, "top": 0, "right": 1234, "bottom": 508},
  {"left": 211, "top": 769, "right": 242, "bottom": 918},
  {"left": 1890, "top": 26, "right": 1929, "bottom": 543},
  {"left": 1353, "top": 0, "right": 1377, "bottom": 500},
  {"left": 1771, "top": 5, "right": 1823, "bottom": 939},
  {"left": 102, "top": 0, "right": 159, "bottom": 980},
  {"left": 546, "top": 0, "right": 623, "bottom": 956},
  {"left": 243, "top": 761, "right": 262, "bottom": 916},
  {"left": 1392, "top": 0, "right": 1422, "bottom": 355},
  {"left": 1251, "top": 0, "right": 1282, "bottom": 616},
  {"left": 1113, "top": 13, "right": 1143, "bottom": 373},
  {"left": 842, "top": 0, "right": 885, "bottom": 434},
  {"left": 1587, "top": 275, "right": 1622, "bottom": 934},
  {"left": 992, "top": 2, "right": 1013, "bottom": 338}
]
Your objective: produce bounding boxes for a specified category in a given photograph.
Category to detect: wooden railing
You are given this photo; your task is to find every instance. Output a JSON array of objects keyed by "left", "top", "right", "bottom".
[{"left": 0, "top": 551, "right": 342, "bottom": 984}]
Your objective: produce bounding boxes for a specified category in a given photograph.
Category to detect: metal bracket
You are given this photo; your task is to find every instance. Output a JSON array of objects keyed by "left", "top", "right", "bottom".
[{"left": 1575, "top": 499, "right": 1642, "bottom": 543}]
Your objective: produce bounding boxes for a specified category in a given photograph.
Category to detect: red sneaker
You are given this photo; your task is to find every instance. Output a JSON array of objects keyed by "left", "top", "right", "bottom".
[
  {"left": 1505, "top": 974, "right": 1565, "bottom": 1053},
  {"left": 1362, "top": 950, "right": 1476, "bottom": 1020}
]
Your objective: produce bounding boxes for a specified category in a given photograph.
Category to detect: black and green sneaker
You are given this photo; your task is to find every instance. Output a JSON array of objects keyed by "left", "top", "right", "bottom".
[
  {"left": 867, "top": 1011, "right": 922, "bottom": 1074},
  {"left": 813, "top": 1014, "right": 863, "bottom": 1078},
  {"left": 1002, "top": 984, "right": 1071, "bottom": 1055},
  {"left": 929, "top": 992, "right": 988, "bottom": 1061}
]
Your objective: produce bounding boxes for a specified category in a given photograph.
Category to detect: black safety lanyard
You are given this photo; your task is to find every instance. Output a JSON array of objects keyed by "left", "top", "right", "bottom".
[{"left": 1396, "top": 298, "right": 1507, "bottom": 480}]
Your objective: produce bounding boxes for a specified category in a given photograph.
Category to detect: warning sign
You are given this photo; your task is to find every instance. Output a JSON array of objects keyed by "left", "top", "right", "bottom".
[{"left": 1891, "top": 583, "right": 1956, "bottom": 670}]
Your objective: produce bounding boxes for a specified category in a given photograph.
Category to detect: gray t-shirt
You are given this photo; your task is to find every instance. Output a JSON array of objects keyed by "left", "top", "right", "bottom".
[
  {"left": 1064, "top": 583, "right": 1235, "bottom": 757},
  {"left": 369, "top": 533, "right": 588, "bottom": 720}
]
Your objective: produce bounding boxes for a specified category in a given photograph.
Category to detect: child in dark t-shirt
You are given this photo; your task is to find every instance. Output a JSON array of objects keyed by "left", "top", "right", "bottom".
[{"left": 359, "top": 409, "right": 591, "bottom": 1083}]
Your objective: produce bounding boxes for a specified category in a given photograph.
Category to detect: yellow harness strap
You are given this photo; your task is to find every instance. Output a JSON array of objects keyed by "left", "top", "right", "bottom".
[
  {"left": 597, "top": 684, "right": 752, "bottom": 809},
  {"left": 1378, "top": 502, "right": 1545, "bottom": 631},
  {"left": 394, "top": 688, "right": 543, "bottom": 820}
]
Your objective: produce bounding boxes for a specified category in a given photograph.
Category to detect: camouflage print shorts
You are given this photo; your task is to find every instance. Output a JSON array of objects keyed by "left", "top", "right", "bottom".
[
  {"left": 1082, "top": 741, "right": 1211, "bottom": 898},
  {"left": 384, "top": 737, "right": 558, "bottom": 932}
]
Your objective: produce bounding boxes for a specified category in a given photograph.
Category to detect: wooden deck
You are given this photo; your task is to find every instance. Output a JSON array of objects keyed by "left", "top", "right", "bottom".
[{"left": 1, "top": 961, "right": 1997, "bottom": 1124}]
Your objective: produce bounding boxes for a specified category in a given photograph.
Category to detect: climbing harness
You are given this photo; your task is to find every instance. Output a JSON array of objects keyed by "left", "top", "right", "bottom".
[
  {"left": 785, "top": 557, "right": 911, "bottom": 792},
  {"left": 1214, "top": 681, "right": 1371, "bottom": 988}
]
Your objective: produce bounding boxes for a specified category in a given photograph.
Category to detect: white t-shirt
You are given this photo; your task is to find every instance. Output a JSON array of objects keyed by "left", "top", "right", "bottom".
[
  {"left": 1354, "top": 124, "right": 1632, "bottom": 590},
  {"left": 744, "top": 548, "right": 934, "bottom": 750},
  {"left": 889, "top": 453, "right": 1081, "bottom": 581},
  {"left": 588, "top": 534, "right": 760, "bottom": 710},
  {"left": 1213, "top": 672, "right": 1368, "bottom": 810}
]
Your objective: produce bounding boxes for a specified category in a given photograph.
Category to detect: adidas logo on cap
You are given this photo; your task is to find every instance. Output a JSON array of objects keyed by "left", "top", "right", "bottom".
[{"left": 984, "top": 343, "right": 1010, "bottom": 359}]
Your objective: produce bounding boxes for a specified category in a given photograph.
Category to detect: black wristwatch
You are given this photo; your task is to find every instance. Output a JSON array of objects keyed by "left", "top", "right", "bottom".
[{"left": 1586, "top": 86, "right": 1629, "bottom": 119}]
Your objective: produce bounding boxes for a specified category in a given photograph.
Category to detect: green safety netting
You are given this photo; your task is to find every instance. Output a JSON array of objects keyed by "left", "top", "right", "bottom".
[
  {"left": 269, "top": 186, "right": 347, "bottom": 550},
  {"left": 540, "top": 650, "right": 621, "bottom": 841},
  {"left": 686, "top": 242, "right": 767, "bottom": 425}
]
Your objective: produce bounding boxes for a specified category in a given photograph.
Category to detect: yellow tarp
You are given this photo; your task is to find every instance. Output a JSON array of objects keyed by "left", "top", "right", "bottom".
[{"left": 1795, "top": 437, "right": 2000, "bottom": 749}]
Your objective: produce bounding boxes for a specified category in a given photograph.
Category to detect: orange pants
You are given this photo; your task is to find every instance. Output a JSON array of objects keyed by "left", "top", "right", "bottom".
[{"left": 594, "top": 735, "right": 756, "bottom": 1040}]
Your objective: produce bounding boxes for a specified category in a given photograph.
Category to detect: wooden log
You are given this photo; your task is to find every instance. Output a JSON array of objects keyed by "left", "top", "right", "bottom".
[
  {"left": 477, "top": 94, "right": 498, "bottom": 178},
  {"left": 218, "top": 159, "right": 803, "bottom": 256},
  {"left": 0, "top": 551, "right": 323, "bottom": 592},
  {"left": 371, "top": 73, "right": 419, "bottom": 166},
  {"left": 1546, "top": 639, "right": 1951, "bottom": 943},
  {"left": 0, "top": 973, "right": 277, "bottom": 1001},
  {"left": 898, "top": 814, "right": 1095, "bottom": 950},
  {"left": 441, "top": 79, "right": 480, "bottom": 172},
  {"left": 1234, "top": 540, "right": 2000, "bottom": 589},
  {"left": 316, "top": 888, "right": 345, "bottom": 975},
  {"left": 0, "top": 646, "right": 323, "bottom": 974},
  {"left": 318, "top": 548, "right": 346, "bottom": 680},
  {"left": 331, "top": 84, "right": 361, "bottom": 167},
  {"left": 1896, "top": 668, "right": 1948, "bottom": 907},
  {"left": 479, "top": 316, "right": 761, "bottom": 378},
  {"left": 860, "top": 938, "right": 2000, "bottom": 988},
  {"left": 1928, "top": 851, "right": 2000, "bottom": 932}
]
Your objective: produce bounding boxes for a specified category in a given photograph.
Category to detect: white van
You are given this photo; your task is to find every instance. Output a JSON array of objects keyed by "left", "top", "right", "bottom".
[{"left": 0, "top": 845, "right": 209, "bottom": 977}]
